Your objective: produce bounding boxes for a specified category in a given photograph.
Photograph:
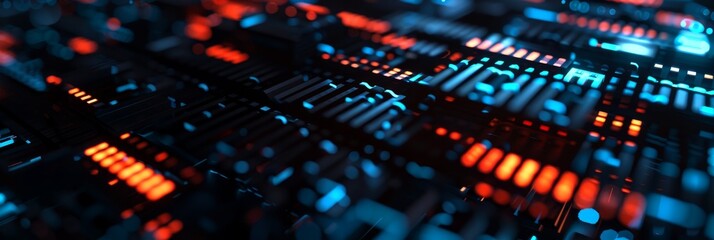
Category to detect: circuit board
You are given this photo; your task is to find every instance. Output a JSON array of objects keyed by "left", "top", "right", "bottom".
[{"left": 1, "top": 0, "right": 714, "bottom": 239}]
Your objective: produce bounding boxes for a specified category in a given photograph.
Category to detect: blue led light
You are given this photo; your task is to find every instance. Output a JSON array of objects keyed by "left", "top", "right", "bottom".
[
  {"left": 544, "top": 99, "right": 566, "bottom": 114},
  {"left": 682, "top": 168, "right": 710, "bottom": 193},
  {"left": 646, "top": 194, "right": 705, "bottom": 228},
  {"left": 271, "top": 167, "right": 294, "bottom": 185},
  {"left": 183, "top": 122, "right": 196, "bottom": 132},
  {"left": 524, "top": 7, "right": 558, "bottom": 22},
  {"left": 240, "top": 14, "right": 266, "bottom": 28},
  {"left": 619, "top": 43, "right": 654, "bottom": 57},
  {"left": 302, "top": 101, "right": 313, "bottom": 109},
  {"left": 361, "top": 160, "right": 380, "bottom": 177},
  {"left": 320, "top": 140, "right": 337, "bottom": 154},
  {"left": 600, "top": 42, "right": 620, "bottom": 51},
  {"left": 315, "top": 184, "right": 346, "bottom": 212},
  {"left": 578, "top": 208, "right": 600, "bottom": 224},
  {"left": 0, "top": 138, "right": 15, "bottom": 148},
  {"left": 316, "top": 43, "right": 334, "bottom": 55},
  {"left": 675, "top": 31, "right": 711, "bottom": 56}
]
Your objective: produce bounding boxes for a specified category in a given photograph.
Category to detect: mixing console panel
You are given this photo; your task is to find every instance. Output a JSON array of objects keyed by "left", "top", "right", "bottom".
[{"left": 1, "top": 0, "right": 714, "bottom": 239}]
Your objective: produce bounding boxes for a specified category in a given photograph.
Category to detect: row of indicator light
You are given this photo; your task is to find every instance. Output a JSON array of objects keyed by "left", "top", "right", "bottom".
[
  {"left": 205, "top": 44, "right": 249, "bottom": 64},
  {"left": 328, "top": 54, "right": 417, "bottom": 81},
  {"left": 462, "top": 144, "right": 646, "bottom": 227},
  {"left": 434, "top": 127, "right": 467, "bottom": 141},
  {"left": 461, "top": 144, "right": 580, "bottom": 203},
  {"left": 653, "top": 63, "right": 714, "bottom": 80},
  {"left": 67, "top": 87, "right": 100, "bottom": 105},
  {"left": 655, "top": 11, "right": 693, "bottom": 29},
  {"left": 83, "top": 142, "right": 175, "bottom": 201},
  {"left": 376, "top": 33, "right": 416, "bottom": 50},
  {"left": 593, "top": 111, "right": 643, "bottom": 137},
  {"left": 435, "top": 122, "right": 568, "bottom": 142},
  {"left": 143, "top": 213, "right": 183, "bottom": 240},
  {"left": 265, "top": 2, "right": 327, "bottom": 21},
  {"left": 473, "top": 179, "right": 646, "bottom": 228},
  {"left": 606, "top": 0, "right": 662, "bottom": 7},
  {"left": 119, "top": 133, "right": 204, "bottom": 185},
  {"left": 464, "top": 37, "right": 567, "bottom": 67},
  {"left": 557, "top": 13, "right": 664, "bottom": 40},
  {"left": 601, "top": 92, "right": 648, "bottom": 114},
  {"left": 336, "top": 11, "right": 391, "bottom": 34}
]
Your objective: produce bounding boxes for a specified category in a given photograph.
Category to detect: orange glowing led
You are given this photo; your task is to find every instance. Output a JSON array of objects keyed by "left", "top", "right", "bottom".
[
  {"left": 206, "top": 45, "right": 249, "bottom": 64},
  {"left": 513, "top": 49, "right": 528, "bottom": 58},
  {"left": 68, "top": 37, "right": 97, "bottom": 55},
  {"left": 336, "top": 11, "right": 390, "bottom": 34},
  {"left": 155, "top": 152, "right": 169, "bottom": 162},
  {"left": 476, "top": 40, "right": 493, "bottom": 50},
  {"left": 84, "top": 141, "right": 176, "bottom": 202},
  {"left": 185, "top": 23, "right": 212, "bottom": 41},
  {"left": 118, "top": 162, "right": 146, "bottom": 180},
  {"left": 127, "top": 168, "right": 154, "bottom": 187},
  {"left": 474, "top": 182, "right": 493, "bottom": 198},
  {"left": 120, "top": 133, "right": 131, "bottom": 139},
  {"left": 488, "top": 43, "right": 504, "bottom": 52},
  {"left": 552, "top": 171, "right": 578, "bottom": 203},
  {"left": 533, "top": 165, "right": 559, "bottom": 194},
  {"left": 92, "top": 147, "right": 117, "bottom": 161},
  {"left": 449, "top": 132, "right": 461, "bottom": 141},
  {"left": 574, "top": 178, "right": 600, "bottom": 209},
  {"left": 137, "top": 175, "right": 165, "bottom": 193},
  {"left": 619, "top": 192, "right": 646, "bottom": 228},
  {"left": 525, "top": 52, "right": 540, "bottom": 61},
  {"left": 215, "top": 2, "right": 256, "bottom": 20},
  {"left": 598, "top": 21, "right": 610, "bottom": 32},
  {"left": 106, "top": 17, "right": 121, "bottom": 31},
  {"left": 147, "top": 181, "right": 176, "bottom": 201},
  {"left": 100, "top": 151, "right": 126, "bottom": 167},
  {"left": 461, "top": 143, "right": 487, "bottom": 167},
  {"left": 594, "top": 111, "right": 607, "bottom": 127},
  {"left": 0, "top": 31, "right": 15, "bottom": 49},
  {"left": 46, "top": 75, "right": 62, "bottom": 85},
  {"left": 109, "top": 157, "right": 136, "bottom": 174},
  {"left": 501, "top": 46, "right": 515, "bottom": 55},
  {"left": 553, "top": 58, "right": 566, "bottom": 67},
  {"left": 168, "top": 219, "right": 183, "bottom": 233},
  {"left": 478, "top": 148, "right": 503, "bottom": 174},
  {"left": 628, "top": 119, "right": 642, "bottom": 137},
  {"left": 513, "top": 159, "right": 540, "bottom": 187},
  {"left": 465, "top": 37, "right": 481, "bottom": 48},
  {"left": 84, "top": 142, "right": 109, "bottom": 156},
  {"left": 495, "top": 153, "right": 521, "bottom": 181}
]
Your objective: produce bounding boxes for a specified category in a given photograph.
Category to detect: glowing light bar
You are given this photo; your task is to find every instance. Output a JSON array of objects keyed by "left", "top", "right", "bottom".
[
  {"left": 67, "top": 87, "right": 100, "bottom": 105},
  {"left": 552, "top": 171, "right": 578, "bottom": 203},
  {"left": 461, "top": 143, "right": 487, "bottom": 167},
  {"left": 205, "top": 45, "right": 249, "bottom": 64},
  {"left": 84, "top": 142, "right": 175, "bottom": 201},
  {"left": 674, "top": 31, "right": 711, "bottom": 56},
  {"left": 533, "top": 165, "right": 559, "bottom": 194},
  {"left": 524, "top": 7, "right": 557, "bottom": 22}
]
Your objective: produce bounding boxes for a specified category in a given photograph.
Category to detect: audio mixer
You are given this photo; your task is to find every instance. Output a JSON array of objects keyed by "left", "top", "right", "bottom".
[{"left": 1, "top": 0, "right": 714, "bottom": 239}]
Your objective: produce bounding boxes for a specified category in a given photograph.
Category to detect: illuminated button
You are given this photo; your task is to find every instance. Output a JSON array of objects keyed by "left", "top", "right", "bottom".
[
  {"left": 514, "top": 159, "right": 540, "bottom": 187},
  {"left": 146, "top": 181, "right": 175, "bottom": 201}
]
